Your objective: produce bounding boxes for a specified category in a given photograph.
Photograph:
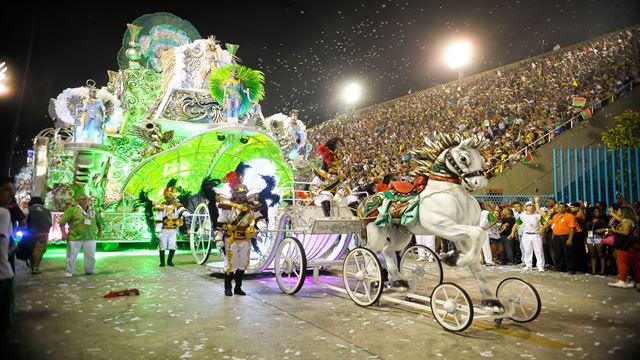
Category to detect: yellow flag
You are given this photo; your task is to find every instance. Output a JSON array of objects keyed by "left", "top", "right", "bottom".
[{"left": 572, "top": 80, "right": 577, "bottom": 87}]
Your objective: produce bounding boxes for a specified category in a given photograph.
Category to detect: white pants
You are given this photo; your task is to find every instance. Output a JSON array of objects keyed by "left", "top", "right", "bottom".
[
  {"left": 415, "top": 235, "right": 435, "bottom": 258},
  {"left": 522, "top": 233, "right": 545, "bottom": 269},
  {"left": 481, "top": 232, "right": 493, "bottom": 264},
  {"left": 66, "top": 240, "right": 96, "bottom": 274},
  {"left": 225, "top": 240, "right": 251, "bottom": 274},
  {"left": 159, "top": 229, "right": 178, "bottom": 250}
]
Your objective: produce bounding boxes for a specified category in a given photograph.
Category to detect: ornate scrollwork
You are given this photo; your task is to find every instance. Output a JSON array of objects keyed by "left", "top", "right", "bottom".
[{"left": 159, "top": 89, "right": 223, "bottom": 122}]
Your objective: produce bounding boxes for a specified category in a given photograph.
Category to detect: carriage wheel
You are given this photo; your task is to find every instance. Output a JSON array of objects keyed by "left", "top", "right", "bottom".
[
  {"left": 496, "top": 277, "right": 541, "bottom": 323},
  {"left": 400, "top": 245, "right": 443, "bottom": 296},
  {"left": 342, "top": 247, "right": 383, "bottom": 307},
  {"left": 274, "top": 237, "right": 307, "bottom": 295},
  {"left": 430, "top": 282, "right": 474, "bottom": 332},
  {"left": 189, "top": 203, "right": 212, "bottom": 265}
]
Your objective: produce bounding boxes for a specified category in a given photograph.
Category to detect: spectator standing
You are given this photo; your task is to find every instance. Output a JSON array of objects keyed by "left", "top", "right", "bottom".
[
  {"left": 586, "top": 207, "right": 608, "bottom": 275},
  {"left": 499, "top": 208, "right": 516, "bottom": 264},
  {"left": 59, "top": 194, "right": 103, "bottom": 277},
  {"left": 26, "top": 197, "right": 52, "bottom": 274},
  {"left": 510, "top": 198, "right": 545, "bottom": 271},
  {"left": 546, "top": 203, "right": 577, "bottom": 273},
  {"left": 479, "top": 203, "right": 498, "bottom": 266},
  {"left": 604, "top": 205, "right": 640, "bottom": 288},
  {"left": 570, "top": 202, "right": 588, "bottom": 272},
  {"left": 0, "top": 178, "right": 16, "bottom": 334}
]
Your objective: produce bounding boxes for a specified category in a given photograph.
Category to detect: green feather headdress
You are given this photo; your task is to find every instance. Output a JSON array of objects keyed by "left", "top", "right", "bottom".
[{"left": 210, "top": 64, "right": 265, "bottom": 116}]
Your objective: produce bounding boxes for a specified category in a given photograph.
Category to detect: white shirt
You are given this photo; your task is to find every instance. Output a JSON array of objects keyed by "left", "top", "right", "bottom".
[
  {"left": 0, "top": 208, "right": 15, "bottom": 279},
  {"left": 517, "top": 212, "right": 542, "bottom": 235},
  {"left": 479, "top": 210, "right": 501, "bottom": 239}
]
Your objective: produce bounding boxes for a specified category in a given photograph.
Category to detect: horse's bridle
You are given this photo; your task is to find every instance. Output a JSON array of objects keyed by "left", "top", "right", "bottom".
[{"left": 443, "top": 150, "right": 485, "bottom": 187}]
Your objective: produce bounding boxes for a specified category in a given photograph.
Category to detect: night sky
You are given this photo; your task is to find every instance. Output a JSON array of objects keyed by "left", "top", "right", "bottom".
[{"left": 1, "top": 0, "right": 639, "bottom": 174}]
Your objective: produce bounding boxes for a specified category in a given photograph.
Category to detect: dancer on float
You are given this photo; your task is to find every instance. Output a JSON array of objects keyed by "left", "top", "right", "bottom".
[
  {"left": 310, "top": 138, "right": 358, "bottom": 217},
  {"left": 215, "top": 170, "right": 267, "bottom": 296},
  {"left": 154, "top": 180, "right": 190, "bottom": 267},
  {"left": 221, "top": 68, "right": 250, "bottom": 123}
]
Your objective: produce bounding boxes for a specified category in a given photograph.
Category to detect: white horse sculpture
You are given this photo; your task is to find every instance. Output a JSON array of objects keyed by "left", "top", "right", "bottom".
[{"left": 359, "top": 133, "right": 505, "bottom": 313}]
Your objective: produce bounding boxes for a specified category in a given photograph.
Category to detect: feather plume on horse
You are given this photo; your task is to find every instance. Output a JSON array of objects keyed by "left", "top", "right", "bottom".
[
  {"left": 258, "top": 175, "right": 280, "bottom": 221},
  {"left": 136, "top": 189, "right": 160, "bottom": 245},
  {"left": 200, "top": 176, "right": 221, "bottom": 233}
]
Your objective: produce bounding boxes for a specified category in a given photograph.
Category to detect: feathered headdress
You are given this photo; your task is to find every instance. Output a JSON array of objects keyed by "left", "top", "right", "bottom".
[
  {"left": 316, "top": 137, "right": 343, "bottom": 174},
  {"left": 234, "top": 162, "right": 251, "bottom": 178},
  {"left": 224, "top": 171, "right": 241, "bottom": 190},
  {"left": 163, "top": 178, "right": 179, "bottom": 197}
]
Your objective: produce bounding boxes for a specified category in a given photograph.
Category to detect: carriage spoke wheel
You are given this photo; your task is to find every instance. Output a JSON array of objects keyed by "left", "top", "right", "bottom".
[
  {"left": 189, "top": 203, "right": 212, "bottom": 265},
  {"left": 496, "top": 277, "right": 541, "bottom": 323},
  {"left": 400, "top": 245, "right": 443, "bottom": 296},
  {"left": 430, "top": 282, "right": 474, "bottom": 332},
  {"left": 342, "top": 247, "right": 383, "bottom": 307},
  {"left": 275, "top": 237, "right": 307, "bottom": 295}
]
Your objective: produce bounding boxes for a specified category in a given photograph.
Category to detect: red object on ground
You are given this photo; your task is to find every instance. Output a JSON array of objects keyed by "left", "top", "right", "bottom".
[{"left": 103, "top": 288, "right": 140, "bottom": 298}]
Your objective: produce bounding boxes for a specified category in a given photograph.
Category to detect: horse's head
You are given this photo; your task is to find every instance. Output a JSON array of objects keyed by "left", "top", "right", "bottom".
[
  {"left": 411, "top": 133, "right": 489, "bottom": 191},
  {"left": 446, "top": 137, "right": 489, "bottom": 191}
]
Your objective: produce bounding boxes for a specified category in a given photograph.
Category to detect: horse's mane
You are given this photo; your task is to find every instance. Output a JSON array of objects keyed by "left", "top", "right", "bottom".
[{"left": 410, "top": 133, "right": 487, "bottom": 178}]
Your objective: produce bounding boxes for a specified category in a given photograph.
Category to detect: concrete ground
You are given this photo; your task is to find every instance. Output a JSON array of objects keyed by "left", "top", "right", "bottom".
[{"left": 6, "top": 247, "right": 640, "bottom": 360}]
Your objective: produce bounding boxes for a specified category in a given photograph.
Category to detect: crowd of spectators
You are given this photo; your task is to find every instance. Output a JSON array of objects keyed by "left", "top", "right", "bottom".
[
  {"left": 420, "top": 195, "right": 640, "bottom": 289},
  {"left": 308, "top": 26, "right": 640, "bottom": 189}
]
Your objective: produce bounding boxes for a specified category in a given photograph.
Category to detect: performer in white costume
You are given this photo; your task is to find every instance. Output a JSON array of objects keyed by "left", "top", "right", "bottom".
[
  {"left": 310, "top": 138, "right": 358, "bottom": 217},
  {"left": 215, "top": 176, "right": 267, "bottom": 296},
  {"left": 154, "top": 184, "right": 190, "bottom": 267}
]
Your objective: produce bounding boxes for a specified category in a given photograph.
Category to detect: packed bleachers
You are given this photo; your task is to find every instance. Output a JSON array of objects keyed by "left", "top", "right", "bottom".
[{"left": 308, "top": 26, "right": 640, "bottom": 190}]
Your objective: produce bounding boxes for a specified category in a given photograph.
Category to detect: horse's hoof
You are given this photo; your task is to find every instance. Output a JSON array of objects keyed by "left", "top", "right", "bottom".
[
  {"left": 387, "top": 280, "right": 409, "bottom": 292},
  {"left": 441, "top": 250, "right": 461, "bottom": 267},
  {"left": 480, "top": 299, "right": 505, "bottom": 314}
]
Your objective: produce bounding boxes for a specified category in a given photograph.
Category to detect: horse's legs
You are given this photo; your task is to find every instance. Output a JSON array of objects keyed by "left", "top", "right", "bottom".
[
  {"left": 382, "top": 227, "right": 412, "bottom": 283},
  {"left": 425, "top": 221, "right": 504, "bottom": 312}
]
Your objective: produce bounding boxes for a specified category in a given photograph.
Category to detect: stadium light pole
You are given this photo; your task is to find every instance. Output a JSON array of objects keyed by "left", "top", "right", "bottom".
[{"left": 444, "top": 40, "right": 472, "bottom": 82}]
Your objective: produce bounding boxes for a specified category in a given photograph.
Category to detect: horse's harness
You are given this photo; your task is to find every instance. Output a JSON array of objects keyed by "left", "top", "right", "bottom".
[{"left": 443, "top": 149, "right": 485, "bottom": 189}]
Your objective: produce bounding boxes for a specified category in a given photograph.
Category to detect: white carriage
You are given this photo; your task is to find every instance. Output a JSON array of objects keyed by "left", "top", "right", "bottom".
[{"left": 188, "top": 189, "right": 360, "bottom": 293}]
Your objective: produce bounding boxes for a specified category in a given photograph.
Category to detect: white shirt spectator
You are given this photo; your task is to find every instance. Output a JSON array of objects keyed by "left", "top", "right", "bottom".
[{"left": 0, "top": 208, "right": 14, "bottom": 280}]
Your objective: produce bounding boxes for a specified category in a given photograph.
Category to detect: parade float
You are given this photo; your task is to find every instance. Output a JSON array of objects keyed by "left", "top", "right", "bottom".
[{"left": 31, "top": 13, "right": 309, "bottom": 247}]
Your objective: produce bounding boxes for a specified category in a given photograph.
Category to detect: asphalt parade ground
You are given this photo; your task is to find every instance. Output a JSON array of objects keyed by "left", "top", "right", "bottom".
[{"left": 6, "top": 248, "right": 640, "bottom": 360}]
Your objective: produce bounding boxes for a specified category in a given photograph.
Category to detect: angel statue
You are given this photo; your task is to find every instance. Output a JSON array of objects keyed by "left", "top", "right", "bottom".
[
  {"left": 210, "top": 64, "right": 265, "bottom": 124},
  {"left": 133, "top": 122, "right": 175, "bottom": 157}
]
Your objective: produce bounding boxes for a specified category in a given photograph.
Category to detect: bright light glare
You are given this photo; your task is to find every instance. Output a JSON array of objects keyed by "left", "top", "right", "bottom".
[
  {"left": 343, "top": 83, "right": 362, "bottom": 104},
  {"left": 0, "top": 62, "right": 8, "bottom": 96},
  {"left": 445, "top": 41, "right": 472, "bottom": 69}
]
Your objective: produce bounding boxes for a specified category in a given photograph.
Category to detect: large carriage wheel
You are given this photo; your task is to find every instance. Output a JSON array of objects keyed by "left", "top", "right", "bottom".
[
  {"left": 400, "top": 245, "right": 443, "bottom": 296},
  {"left": 430, "top": 282, "right": 474, "bottom": 332},
  {"left": 274, "top": 237, "right": 307, "bottom": 295},
  {"left": 496, "top": 277, "right": 541, "bottom": 323},
  {"left": 342, "top": 247, "right": 383, "bottom": 307},
  {"left": 189, "top": 203, "right": 212, "bottom": 265}
]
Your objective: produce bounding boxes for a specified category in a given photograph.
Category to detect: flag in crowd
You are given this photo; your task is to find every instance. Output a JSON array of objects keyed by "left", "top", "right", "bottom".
[{"left": 572, "top": 97, "right": 587, "bottom": 107}]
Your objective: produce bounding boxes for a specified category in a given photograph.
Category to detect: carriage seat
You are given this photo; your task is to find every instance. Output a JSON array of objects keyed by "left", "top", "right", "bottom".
[{"left": 389, "top": 176, "right": 428, "bottom": 194}]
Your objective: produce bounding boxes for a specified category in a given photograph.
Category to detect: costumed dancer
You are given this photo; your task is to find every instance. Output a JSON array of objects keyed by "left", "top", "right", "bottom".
[
  {"left": 311, "top": 137, "right": 358, "bottom": 217},
  {"left": 215, "top": 170, "right": 267, "bottom": 296},
  {"left": 78, "top": 84, "right": 106, "bottom": 143},
  {"left": 221, "top": 67, "right": 249, "bottom": 122},
  {"left": 154, "top": 180, "right": 190, "bottom": 267}
]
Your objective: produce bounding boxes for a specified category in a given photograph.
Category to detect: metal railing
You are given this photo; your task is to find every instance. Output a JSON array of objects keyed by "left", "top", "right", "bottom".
[{"left": 486, "top": 79, "right": 636, "bottom": 177}]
